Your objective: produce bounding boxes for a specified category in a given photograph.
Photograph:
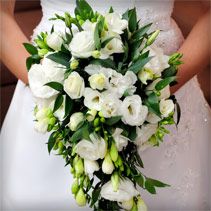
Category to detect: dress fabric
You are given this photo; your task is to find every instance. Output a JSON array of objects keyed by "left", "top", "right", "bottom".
[{"left": 1, "top": 0, "right": 211, "bottom": 210}]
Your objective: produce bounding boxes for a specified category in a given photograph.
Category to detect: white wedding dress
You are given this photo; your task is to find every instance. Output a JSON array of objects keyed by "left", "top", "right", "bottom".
[{"left": 1, "top": 0, "right": 211, "bottom": 210}]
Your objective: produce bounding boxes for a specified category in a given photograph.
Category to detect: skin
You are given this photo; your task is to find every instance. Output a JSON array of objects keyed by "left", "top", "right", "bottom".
[{"left": 0, "top": 1, "right": 210, "bottom": 92}]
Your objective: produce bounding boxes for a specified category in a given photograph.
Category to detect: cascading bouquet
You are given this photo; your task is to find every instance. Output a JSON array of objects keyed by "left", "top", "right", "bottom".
[{"left": 24, "top": 0, "right": 182, "bottom": 210}]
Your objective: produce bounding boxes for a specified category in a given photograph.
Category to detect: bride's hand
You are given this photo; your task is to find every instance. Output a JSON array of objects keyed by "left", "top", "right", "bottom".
[{"left": 0, "top": 0, "right": 29, "bottom": 84}]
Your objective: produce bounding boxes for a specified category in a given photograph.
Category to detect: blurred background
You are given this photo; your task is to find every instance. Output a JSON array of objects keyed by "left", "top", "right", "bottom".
[{"left": 0, "top": 0, "right": 210, "bottom": 127}]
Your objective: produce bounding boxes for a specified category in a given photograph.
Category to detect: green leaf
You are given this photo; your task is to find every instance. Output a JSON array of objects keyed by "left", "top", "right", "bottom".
[
  {"left": 75, "top": 0, "right": 94, "bottom": 21},
  {"left": 145, "top": 180, "right": 156, "bottom": 194},
  {"left": 45, "top": 82, "right": 63, "bottom": 92},
  {"left": 23, "top": 43, "right": 38, "bottom": 55},
  {"left": 130, "top": 38, "right": 144, "bottom": 61},
  {"left": 146, "top": 178, "right": 170, "bottom": 188},
  {"left": 128, "top": 126, "right": 137, "bottom": 141},
  {"left": 53, "top": 94, "right": 64, "bottom": 112},
  {"left": 48, "top": 132, "right": 57, "bottom": 154},
  {"left": 26, "top": 57, "right": 34, "bottom": 71},
  {"left": 47, "top": 52, "right": 70, "bottom": 67},
  {"left": 128, "top": 8, "right": 137, "bottom": 32},
  {"left": 109, "top": 6, "right": 114, "bottom": 13},
  {"left": 155, "top": 76, "right": 176, "bottom": 91},
  {"left": 91, "top": 187, "right": 101, "bottom": 207},
  {"left": 105, "top": 116, "right": 122, "bottom": 126},
  {"left": 101, "top": 37, "right": 115, "bottom": 48},
  {"left": 90, "top": 58, "right": 116, "bottom": 69},
  {"left": 134, "top": 174, "right": 144, "bottom": 188},
  {"left": 94, "top": 22, "right": 101, "bottom": 50},
  {"left": 131, "top": 23, "right": 152, "bottom": 40},
  {"left": 128, "top": 56, "right": 153, "bottom": 73},
  {"left": 64, "top": 95, "right": 73, "bottom": 118},
  {"left": 162, "top": 66, "right": 177, "bottom": 78}
]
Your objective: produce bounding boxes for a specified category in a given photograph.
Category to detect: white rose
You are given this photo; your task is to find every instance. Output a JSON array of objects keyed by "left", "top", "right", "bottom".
[
  {"left": 68, "top": 112, "right": 84, "bottom": 131},
  {"left": 64, "top": 72, "right": 85, "bottom": 99},
  {"left": 159, "top": 99, "right": 174, "bottom": 117},
  {"left": 88, "top": 73, "right": 107, "bottom": 90},
  {"left": 28, "top": 57, "right": 65, "bottom": 99},
  {"left": 69, "top": 31, "right": 95, "bottom": 58},
  {"left": 121, "top": 95, "right": 148, "bottom": 126},
  {"left": 101, "top": 178, "right": 139, "bottom": 202},
  {"left": 75, "top": 133, "right": 107, "bottom": 160},
  {"left": 84, "top": 159, "right": 99, "bottom": 175},
  {"left": 84, "top": 88, "right": 101, "bottom": 111},
  {"left": 146, "top": 78, "right": 170, "bottom": 100},
  {"left": 135, "top": 123, "right": 158, "bottom": 147},
  {"left": 112, "top": 128, "right": 129, "bottom": 151},
  {"left": 105, "top": 13, "right": 128, "bottom": 34},
  {"left": 46, "top": 32, "right": 63, "bottom": 51}
]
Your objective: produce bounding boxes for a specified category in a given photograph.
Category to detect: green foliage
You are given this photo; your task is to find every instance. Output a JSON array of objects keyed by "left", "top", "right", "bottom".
[
  {"left": 105, "top": 116, "right": 122, "bottom": 126},
  {"left": 64, "top": 95, "right": 73, "bottom": 118},
  {"left": 48, "top": 132, "right": 57, "bottom": 154},
  {"left": 45, "top": 82, "right": 64, "bottom": 92},
  {"left": 90, "top": 58, "right": 116, "bottom": 69},
  {"left": 53, "top": 94, "right": 64, "bottom": 112},
  {"left": 155, "top": 76, "right": 177, "bottom": 91},
  {"left": 75, "top": 0, "right": 94, "bottom": 21},
  {"left": 23, "top": 43, "right": 38, "bottom": 55},
  {"left": 47, "top": 52, "right": 71, "bottom": 68}
]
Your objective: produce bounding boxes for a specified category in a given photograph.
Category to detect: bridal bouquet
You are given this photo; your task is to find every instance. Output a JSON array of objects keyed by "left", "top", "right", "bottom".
[{"left": 24, "top": 0, "right": 182, "bottom": 210}]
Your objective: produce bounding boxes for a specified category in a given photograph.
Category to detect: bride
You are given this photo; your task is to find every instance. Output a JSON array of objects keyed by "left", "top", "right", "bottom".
[{"left": 1, "top": 0, "right": 210, "bottom": 210}]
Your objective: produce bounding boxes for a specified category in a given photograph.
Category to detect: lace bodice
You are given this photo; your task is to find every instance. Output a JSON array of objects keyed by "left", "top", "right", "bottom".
[{"left": 32, "top": 0, "right": 184, "bottom": 55}]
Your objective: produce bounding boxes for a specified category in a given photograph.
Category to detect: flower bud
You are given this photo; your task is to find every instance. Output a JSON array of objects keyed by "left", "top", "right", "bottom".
[
  {"left": 137, "top": 196, "right": 148, "bottom": 211},
  {"left": 48, "top": 117, "right": 56, "bottom": 126},
  {"left": 94, "top": 118, "right": 100, "bottom": 127},
  {"left": 92, "top": 50, "right": 101, "bottom": 58},
  {"left": 100, "top": 117, "right": 105, "bottom": 123},
  {"left": 71, "top": 179, "right": 79, "bottom": 194},
  {"left": 102, "top": 153, "right": 114, "bottom": 174},
  {"left": 70, "top": 59, "right": 79, "bottom": 70},
  {"left": 146, "top": 30, "right": 160, "bottom": 46},
  {"left": 38, "top": 48, "right": 49, "bottom": 57},
  {"left": 159, "top": 99, "right": 174, "bottom": 118},
  {"left": 46, "top": 32, "right": 63, "bottom": 51},
  {"left": 68, "top": 112, "right": 84, "bottom": 131},
  {"left": 98, "top": 111, "right": 104, "bottom": 118},
  {"left": 86, "top": 109, "right": 97, "bottom": 122},
  {"left": 121, "top": 198, "right": 134, "bottom": 210},
  {"left": 138, "top": 68, "right": 154, "bottom": 85},
  {"left": 75, "top": 158, "right": 84, "bottom": 177},
  {"left": 88, "top": 73, "right": 106, "bottom": 90},
  {"left": 75, "top": 188, "right": 86, "bottom": 206},
  {"left": 65, "top": 12, "right": 71, "bottom": 27},
  {"left": 131, "top": 202, "right": 138, "bottom": 211},
  {"left": 110, "top": 142, "right": 118, "bottom": 162},
  {"left": 111, "top": 172, "right": 119, "bottom": 192},
  {"left": 35, "top": 39, "right": 48, "bottom": 49}
]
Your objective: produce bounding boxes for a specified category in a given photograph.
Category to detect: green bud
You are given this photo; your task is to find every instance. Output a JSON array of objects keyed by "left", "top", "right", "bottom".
[
  {"left": 98, "top": 111, "right": 104, "bottom": 118},
  {"left": 79, "top": 20, "right": 84, "bottom": 25},
  {"left": 65, "top": 12, "right": 71, "bottom": 27},
  {"left": 53, "top": 142, "right": 58, "bottom": 150},
  {"left": 71, "top": 179, "right": 79, "bottom": 194},
  {"left": 86, "top": 109, "right": 97, "bottom": 122},
  {"left": 116, "top": 155, "right": 123, "bottom": 167},
  {"left": 75, "top": 188, "right": 86, "bottom": 207},
  {"left": 111, "top": 172, "right": 119, "bottom": 192},
  {"left": 131, "top": 202, "right": 138, "bottom": 211},
  {"left": 137, "top": 196, "right": 148, "bottom": 211},
  {"left": 92, "top": 50, "right": 101, "bottom": 59},
  {"left": 35, "top": 39, "right": 48, "bottom": 49},
  {"left": 100, "top": 117, "right": 105, "bottom": 123},
  {"left": 38, "top": 48, "right": 48, "bottom": 57},
  {"left": 75, "top": 158, "right": 84, "bottom": 177},
  {"left": 49, "top": 117, "right": 56, "bottom": 126},
  {"left": 95, "top": 126, "right": 101, "bottom": 132},
  {"left": 102, "top": 153, "right": 114, "bottom": 174},
  {"left": 58, "top": 141, "right": 64, "bottom": 150},
  {"left": 146, "top": 30, "right": 160, "bottom": 46},
  {"left": 149, "top": 135, "right": 157, "bottom": 146},
  {"left": 110, "top": 142, "right": 118, "bottom": 162},
  {"left": 76, "top": 15, "right": 81, "bottom": 20},
  {"left": 70, "top": 166, "right": 75, "bottom": 174},
  {"left": 120, "top": 165, "right": 124, "bottom": 171},
  {"left": 70, "top": 59, "right": 79, "bottom": 70},
  {"left": 94, "top": 118, "right": 100, "bottom": 127},
  {"left": 126, "top": 166, "right": 131, "bottom": 176}
]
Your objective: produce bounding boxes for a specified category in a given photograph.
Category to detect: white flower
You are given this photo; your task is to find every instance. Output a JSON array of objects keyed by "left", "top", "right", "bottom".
[
  {"left": 84, "top": 88, "right": 101, "bottom": 111},
  {"left": 34, "top": 118, "right": 49, "bottom": 133},
  {"left": 105, "top": 13, "right": 128, "bottom": 34},
  {"left": 100, "top": 92, "right": 122, "bottom": 118},
  {"left": 69, "top": 31, "right": 95, "bottom": 58},
  {"left": 144, "top": 45, "right": 169, "bottom": 77},
  {"left": 101, "top": 178, "right": 139, "bottom": 202},
  {"left": 102, "top": 153, "right": 115, "bottom": 174},
  {"left": 89, "top": 73, "right": 107, "bottom": 90},
  {"left": 68, "top": 112, "right": 84, "bottom": 131},
  {"left": 159, "top": 99, "right": 174, "bottom": 117},
  {"left": 86, "top": 109, "right": 97, "bottom": 122},
  {"left": 46, "top": 32, "right": 63, "bottom": 51},
  {"left": 137, "top": 196, "right": 148, "bottom": 211},
  {"left": 135, "top": 123, "right": 158, "bottom": 147},
  {"left": 84, "top": 159, "right": 99, "bottom": 175},
  {"left": 75, "top": 133, "right": 107, "bottom": 160},
  {"left": 146, "top": 78, "right": 170, "bottom": 100},
  {"left": 120, "top": 198, "right": 134, "bottom": 210},
  {"left": 28, "top": 57, "right": 65, "bottom": 99},
  {"left": 112, "top": 128, "right": 129, "bottom": 151},
  {"left": 64, "top": 72, "right": 85, "bottom": 99},
  {"left": 121, "top": 95, "right": 148, "bottom": 126},
  {"left": 138, "top": 68, "right": 154, "bottom": 85},
  {"left": 146, "top": 112, "right": 161, "bottom": 124},
  {"left": 82, "top": 20, "right": 96, "bottom": 31}
]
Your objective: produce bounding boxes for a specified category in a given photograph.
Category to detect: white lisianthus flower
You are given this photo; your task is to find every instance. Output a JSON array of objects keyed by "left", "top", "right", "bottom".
[
  {"left": 82, "top": 20, "right": 96, "bottom": 31},
  {"left": 121, "top": 95, "right": 148, "bottom": 126},
  {"left": 75, "top": 133, "right": 107, "bottom": 160},
  {"left": 84, "top": 159, "right": 99, "bottom": 175},
  {"left": 68, "top": 112, "right": 84, "bottom": 131},
  {"left": 135, "top": 123, "right": 158, "bottom": 147},
  {"left": 34, "top": 118, "right": 49, "bottom": 133},
  {"left": 105, "top": 13, "right": 128, "bottom": 34},
  {"left": 112, "top": 128, "right": 129, "bottom": 151},
  {"left": 146, "top": 112, "right": 161, "bottom": 124},
  {"left": 89, "top": 73, "right": 107, "bottom": 90},
  {"left": 84, "top": 88, "right": 101, "bottom": 111},
  {"left": 120, "top": 198, "right": 134, "bottom": 210},
  {"left": 100, "top": 92, "right": 122, "bottom": 118},
  {"left": 144, "top": 45, "right": 169, "bottom": 77},
  {"left": 102, "top": 153, "right": 115, "bottom": 174},
  {"left": 138, "top": 68, "right": 154, "bottom": 85},
  {"left": 146, "top": 78, "right": 170, "bottom": 100},
  {"left": 86, "top": 109, "right": 97, "bottom": 122},
  {"left": 101, "top": 178, "right": 139, "bottom": 202},
  {"left": 69, "top": 31, "right": 95, "bottom": 58},
  {"left": 46, "top": 32, "right": 63, "bottom": 51},
  {"left": 28, "top": 57, "right": 65, "bottom": 99},
  {"left": 159, "top": 99, "right": 174, "bottom": 117},
  {"left": 64, "top": 72, "right": 85, "bottom": 99}
]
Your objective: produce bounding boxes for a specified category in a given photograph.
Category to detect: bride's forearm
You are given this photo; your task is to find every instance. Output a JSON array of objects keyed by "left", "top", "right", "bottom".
[
  {"left": 172, "top": 10, "right": 210, "bottom": 92},
  {"left": 1, "top": 2, "right": 29, "bottom": 84}
]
